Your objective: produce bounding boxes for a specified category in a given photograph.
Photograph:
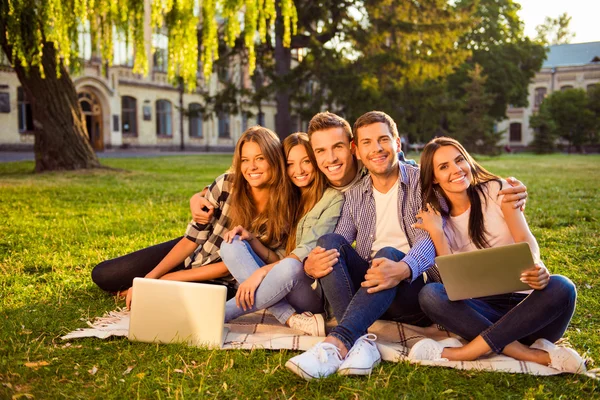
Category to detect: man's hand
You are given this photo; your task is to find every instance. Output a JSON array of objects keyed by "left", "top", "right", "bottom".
[
  {"left": 500, "top": 177, "right": 528, "bottom": 210},
  {"left": 190, "top": 192, "right": 214, "bottom": 224},
  {"left": 362, "top": 259, "right": 411, "bottom": 293},
  {"left": 304, "top": 247, "right": 338, "bottom": 279},
  {"left": 520, "top": 263, "right": 550, "bottom": 290}
]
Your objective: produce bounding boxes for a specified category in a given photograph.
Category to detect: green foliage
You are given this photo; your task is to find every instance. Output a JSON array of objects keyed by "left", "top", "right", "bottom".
[
  {"left": 449, "top": 0, "right": 547, "bottom": 120},
  {"left": 451, "top": 64, "right": 502, "bottom": 155},
  {"left": 532, "top": 89, "right": 598, "bottom": 153},
  {"left": 1, "top": 154, "right": 599, "bottom": 398},
  {"left": 0, "top": 0, "right": 298, "bottom": 92},
  {"left": 535, "top": 13, "right": 576, "bottom": 45},
  {"left": 530, "top": 108, "right": 558, "bottom": 154}
]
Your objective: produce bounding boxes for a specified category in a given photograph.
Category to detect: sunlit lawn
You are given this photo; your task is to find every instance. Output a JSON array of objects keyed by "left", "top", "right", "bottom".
[{"left": 1, "top": 153, "right": 598, "bottom": 399}]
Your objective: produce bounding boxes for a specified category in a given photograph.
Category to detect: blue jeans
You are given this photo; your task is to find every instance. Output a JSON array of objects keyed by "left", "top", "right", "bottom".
[
  {"left": 220, "top": 238, "right": 324, "bottom": 324},
  {"left": 318, "top": 233, "right": 430, "bottom": 351},
  {"left": 418, "top": 275, "right": 577, "bottom": 353}
]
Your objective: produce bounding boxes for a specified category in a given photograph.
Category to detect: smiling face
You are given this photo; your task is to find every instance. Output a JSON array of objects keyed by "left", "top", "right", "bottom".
[
  {"left": 286, "top": 144, "right": 315, "bottom": 188},
  {"left": 240, "top": 141, "right": 273, "bottom": 189},
  {"left": 432, "top": 145, "right": 473, "bottom": 195},
  {"left": 310, "top": 127, "right": 357, "bottom": 187},
  {"left": 355, "top": 122, "right": 401, "bottom": 178}
]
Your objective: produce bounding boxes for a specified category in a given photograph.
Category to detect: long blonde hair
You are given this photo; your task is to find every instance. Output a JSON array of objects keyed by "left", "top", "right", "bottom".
[
  {"left": 229, "top": 126, "right": 296, "bottom": 250},
  {"left": 283, "top": 132, "right": 328, "bottom": 254}
]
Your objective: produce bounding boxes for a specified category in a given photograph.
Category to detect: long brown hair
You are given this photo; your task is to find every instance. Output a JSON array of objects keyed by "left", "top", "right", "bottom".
[
  {"left": 229, "top": 126, "right": 296, "bottom": 250},
  {"left": 283, "top": 133, "right": 328, "bottom": 253},
  {"left": 420, "top": 137, "right": 501, "bottom": 249}
]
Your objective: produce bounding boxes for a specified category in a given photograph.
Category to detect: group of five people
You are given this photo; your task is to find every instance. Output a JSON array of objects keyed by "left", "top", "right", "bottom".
[{"left": 92, "top": 110, "right": 584, "bottom": 380}]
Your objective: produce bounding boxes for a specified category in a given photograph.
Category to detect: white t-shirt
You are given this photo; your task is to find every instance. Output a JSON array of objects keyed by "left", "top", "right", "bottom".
[
  {"left": 371, "top": 180, "right": 410, "bottom": 258},
  {"left": 445, "top": 180, "right": 514, "bottom": 253}
]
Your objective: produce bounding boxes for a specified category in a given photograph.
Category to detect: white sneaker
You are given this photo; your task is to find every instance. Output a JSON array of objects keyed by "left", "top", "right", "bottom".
[
  {"left": 287, "top": 312, "right": 326, "bottom": 337},
  {"left": 285, "top": 342, "right": 343, "bottom": 380},
  {"left": 338, "top": 334, "right": 381, "bottom": 376},
  {"left": 530, "top": 338, "right": 587, "bottom": 373},
  {"left": 408, "top": 337, "right": 463, "bottom": 361}
]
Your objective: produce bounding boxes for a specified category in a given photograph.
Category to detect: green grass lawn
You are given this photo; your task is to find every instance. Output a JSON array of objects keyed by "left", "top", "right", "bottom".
[{"left": 1, "top": 153, "right": 599, "bottom": 399}]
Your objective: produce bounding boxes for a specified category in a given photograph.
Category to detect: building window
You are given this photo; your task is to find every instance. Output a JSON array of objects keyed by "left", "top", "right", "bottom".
[
  {"left": 114, "top": 29, "right": 135, "bottom": 67},
  {"left": 17, "top": 87, "right": 34, "bottom": 133},
  {"left": 509, "top": 123, "right": 522, "bottom": 142},
  {"left": 560, "top": 85, "right": 573, "bottom": 91},
  {"left": 534, "top": 87, "right": 547, "bottom": 107},
  {"left": 218, "top": 112, "right": 230, "bottom": 138},
  {"left": 77, "top": 21, "right": 92, "bottom": 61},
  {"left": 156, "top": 99, "right": 172, "bottom": 136},
  {"left": 152, "top": 33, "right": 168, "bottom": 73},
  {"left": 189, "top": 103, "right": 203, "bottom": 138},
  {"left": 121, "top": 96, "right": 137, "bottom": 136}
]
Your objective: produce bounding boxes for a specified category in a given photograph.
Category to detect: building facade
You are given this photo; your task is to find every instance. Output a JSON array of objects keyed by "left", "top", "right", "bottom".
[
  {"left": 498, "top": 42, "right": 600, "bottom": 148},
  {"left": 0, "top": 18, "right": 277, "bottom": 151}
]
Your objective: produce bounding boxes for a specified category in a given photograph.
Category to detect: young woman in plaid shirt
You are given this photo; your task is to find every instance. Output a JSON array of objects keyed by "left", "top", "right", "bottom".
[{"left": 92, "top": 126, "right": 296, "bottom": 310}]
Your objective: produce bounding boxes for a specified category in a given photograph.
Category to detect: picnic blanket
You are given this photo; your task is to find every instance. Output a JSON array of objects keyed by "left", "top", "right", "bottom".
[{"left": 62, "top": 309, "right": 596, "bottom": 378}]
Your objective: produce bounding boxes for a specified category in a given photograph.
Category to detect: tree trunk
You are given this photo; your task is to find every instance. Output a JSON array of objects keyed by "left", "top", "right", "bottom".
[
  {"left": 274, "top": 8, "right": 292, "bottom": 139},
  {"left": 3, "top": 42, "right": 101, "bottom": 172}
]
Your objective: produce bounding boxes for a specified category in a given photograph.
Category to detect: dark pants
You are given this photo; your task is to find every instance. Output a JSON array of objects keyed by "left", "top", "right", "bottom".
[
  {"left": 91, "top": 237, "right": 237, "bottom": 300},
  {"left": 318, "top": 233, "right": 430, "bottom": 351},
  {"left": 419, "top": 275, "right": 577, "bottom": 353}
]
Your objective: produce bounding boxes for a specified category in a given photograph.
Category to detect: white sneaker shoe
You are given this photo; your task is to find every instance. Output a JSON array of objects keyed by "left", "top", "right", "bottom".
[
  {"left": 338, "top": 334, "right": 381, "bottom": 376},
  {"left": 530, "top": 338, "right": 586, "bottom": 373},
  {"left": 287, "top": 312, "right": 326, "bottom": 337},
  {"left": 408, "top": 337, "right": 463, "bottom": 361},
  {"left": 285, "top": 342, "right": 343, "bottom": 380}
]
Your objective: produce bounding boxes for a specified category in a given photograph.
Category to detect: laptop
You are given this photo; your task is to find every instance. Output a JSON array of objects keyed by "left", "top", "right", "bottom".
[
  {"left": 435, "top": 242, "right": 534, "bottom": 301},
  {"left": 128, "top": 278, "right": 229, "bottom": 348}
]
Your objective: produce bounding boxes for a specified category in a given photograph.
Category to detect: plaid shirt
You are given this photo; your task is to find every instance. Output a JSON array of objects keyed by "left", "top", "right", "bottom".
[
  {"left": 184, "top": 173, "right": 234, "bottom": 269},
  {"left": 334, "top": 163, "right": 441, "bottom": 283},
  {"left": 184, "top": 173, "right": 286, "bottom": 284}
]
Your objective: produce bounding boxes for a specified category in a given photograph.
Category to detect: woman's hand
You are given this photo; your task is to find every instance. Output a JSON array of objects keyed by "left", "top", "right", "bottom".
[
  {"left": 520, "top": 263, "right": 550, "bottom": 290},
  {"left": 413, "top": 205, "right": 443, "bottom": 235},
  {"left": 235, "top": 268, "right": 267, "bottom": 311},
  {"left": 223, "top": 225, "right": 255, "bottom": 243},
  {"left": 125, "top": 287, "right": 134, "bottom": 310}
]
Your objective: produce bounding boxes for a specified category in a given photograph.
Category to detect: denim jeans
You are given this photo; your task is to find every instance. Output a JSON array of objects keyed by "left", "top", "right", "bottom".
[
  {"left": 220, "top": 238, "right": 324, "bottom": 324},
  {"left": 418, "top": 275, "right": 577, "bottom": 353},
  {"left": 318, "top": 233, "right": 430, "bottom": 351}
]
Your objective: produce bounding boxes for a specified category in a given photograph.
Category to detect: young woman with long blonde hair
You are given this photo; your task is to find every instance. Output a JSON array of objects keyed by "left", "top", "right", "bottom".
[{"left": 112, "top": 126, "right": 296, "bottom": 308}]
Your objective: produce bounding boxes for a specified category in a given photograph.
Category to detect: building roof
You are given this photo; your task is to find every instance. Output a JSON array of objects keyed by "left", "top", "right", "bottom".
[{"left": 543, "top": 41, "right": 600, "bottom": 68}]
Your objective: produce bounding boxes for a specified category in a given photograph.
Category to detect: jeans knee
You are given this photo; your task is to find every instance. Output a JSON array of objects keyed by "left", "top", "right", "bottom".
[
  {"left": 219, "top": 237, "right": 248, "bottom": 262},
  {"left": 546, "top": 275, "right": 577, "bottom": 305},
  {"left": 374, "top": 246, "right": 405, "bottom": 260},
  {"left": 418, "top": 283, "right": 447, "bottom": 315},
  {"left": 271, "top": 258, "right": 304, "bottom": 281},
  {"left": 316, "top": 233, "right": 347, "bottom": 250}
]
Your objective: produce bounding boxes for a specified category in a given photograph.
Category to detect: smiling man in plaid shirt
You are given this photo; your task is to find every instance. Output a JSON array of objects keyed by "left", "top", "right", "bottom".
[{"left": 285, "top": 111, "right": 442, "bottom": 380}]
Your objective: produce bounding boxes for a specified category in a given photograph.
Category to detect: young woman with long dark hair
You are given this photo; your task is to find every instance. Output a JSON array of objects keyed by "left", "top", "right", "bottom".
[{"left": 410, "top": 137, "right": 585, "bottom": 373}]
